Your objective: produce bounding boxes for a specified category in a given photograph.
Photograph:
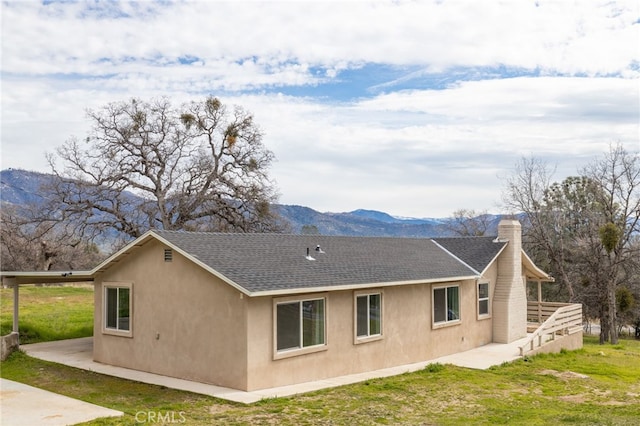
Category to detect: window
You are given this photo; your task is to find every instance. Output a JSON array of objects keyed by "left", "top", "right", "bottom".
[
  {"left": 275, "top": 297, "right": 326, "bottom": 356},
  {"left": 433, "top": 285, "right": 460, "bottom": 326},
  {"left": 355, "top": 293, "right": 382, "bottom": 341},
  {"left": 478, "top": 282, "right": 490, "bottom": 317},
  {"left": 104, "top": 284, "right": 132, "bottom": 336}
]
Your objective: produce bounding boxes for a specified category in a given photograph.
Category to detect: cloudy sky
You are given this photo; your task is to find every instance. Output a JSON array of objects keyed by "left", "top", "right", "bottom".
[{"left": 1, "top": 1, "right": 638, "bottom": 218}]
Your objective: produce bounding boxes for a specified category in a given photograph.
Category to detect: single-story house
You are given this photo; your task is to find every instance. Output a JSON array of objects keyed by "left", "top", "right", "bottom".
[{"left": 2, "top": 219, "right": 583, "bottom": 391}]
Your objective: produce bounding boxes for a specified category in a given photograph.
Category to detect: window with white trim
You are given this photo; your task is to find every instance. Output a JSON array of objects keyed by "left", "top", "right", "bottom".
[
  {"left": 478, "top": 282, "right": 490, "bottom": 317},
  {"left": 356, "top": 293, "right": 382, "bottom": 339},
  {"left": 433, "top": 285, "right": 460, "bottom": 325},
  {"left": 276, "top": 298, "right": 325, "bottom": 352},
  {"left": 104, "top": 284, "right": 132, "bottom": 334}
]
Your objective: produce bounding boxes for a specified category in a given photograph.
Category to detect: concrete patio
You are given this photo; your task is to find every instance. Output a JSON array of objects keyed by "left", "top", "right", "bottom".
[{"left": 22, "top": 336, "right": 529, "bottom": 404}]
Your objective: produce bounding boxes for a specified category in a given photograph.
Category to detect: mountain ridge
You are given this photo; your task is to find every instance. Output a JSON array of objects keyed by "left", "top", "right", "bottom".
[{"left": 1, "top": 169, "right": 502, "bottom": 237}]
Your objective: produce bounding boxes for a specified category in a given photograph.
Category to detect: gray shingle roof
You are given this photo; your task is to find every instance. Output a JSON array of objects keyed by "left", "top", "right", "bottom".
[
  {"left": 433, "top": 236, "right": 506, "bottom": 275},
  {"left": 151, "top": 231, "right": 506, "bottom": 294}
]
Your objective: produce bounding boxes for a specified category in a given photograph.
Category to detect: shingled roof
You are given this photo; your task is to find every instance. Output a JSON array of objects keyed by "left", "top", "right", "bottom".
[
  {"left": 433, "top": 236, "right": 507, "bottom": 275},
  {"left": 146, "top": 231, "right": 507, "bottom": 295}
]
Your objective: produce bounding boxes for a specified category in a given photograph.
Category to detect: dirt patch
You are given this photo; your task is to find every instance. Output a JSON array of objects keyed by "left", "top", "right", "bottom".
[
  {"left": 538, "top": 369, "right": 589, "bottom": 380},
  {"left": 554, "top": 385, "right": 629, "bottom": 406},
  {"left": 208, "top": 405, "right": 234, "bottom": 415},
  {"left": 591, "top": 389, "right": 612, "bottom": 397},
  {"left": 558, "top": 394, "right": 587, "bottom": 403},
  {"left": 598, "top": 400, "right": 626, "bottom": 406}
]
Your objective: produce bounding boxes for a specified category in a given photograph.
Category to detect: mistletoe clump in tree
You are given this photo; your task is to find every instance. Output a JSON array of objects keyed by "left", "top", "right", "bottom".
[{"left": 46, "top": 97, "right": 282, "bottom": 241}]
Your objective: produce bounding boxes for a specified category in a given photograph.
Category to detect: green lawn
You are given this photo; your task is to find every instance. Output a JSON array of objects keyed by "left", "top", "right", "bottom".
[
  {"left": 2, "top": 338, "right": 640, "bottom": 425},
  {"left": 1, "top": 285, "right": 640, "bottom": 425},
  {"left": 0, "top": 284, "right": 94, "bottom": 343}
]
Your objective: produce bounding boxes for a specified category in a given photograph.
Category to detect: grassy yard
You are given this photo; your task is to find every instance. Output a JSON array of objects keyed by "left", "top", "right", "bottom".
[
  {"left": 1, "top": 285, "right": 640, "bottom": 425},
  {"left": 2, "top": 337, "right": 640, "bottom": 425},
  {"left": 0, "top": 284, "right": 94, "bottom": 343}
]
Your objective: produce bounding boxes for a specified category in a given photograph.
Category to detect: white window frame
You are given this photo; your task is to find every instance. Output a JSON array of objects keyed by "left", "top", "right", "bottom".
[
  {"left": 354, "top": 290, "right": 383, "bottom": 344},
  {"left": 432, "top": 284, "right": 461, "bottom": 328},
  {"left": 102, "top": 282, "right": 133, "bottom": 337},
  {"left": 477, "top": 281, "right": 491, "bottom": 319},
  {"left": 273, "top": 294, "right": 328, "bottom": 360}
]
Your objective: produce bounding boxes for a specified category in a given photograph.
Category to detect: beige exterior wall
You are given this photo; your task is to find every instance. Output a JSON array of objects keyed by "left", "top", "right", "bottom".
[
  {"left": 93, "top": 239, "right": 249, "bottom": 390},
  {"left": 245, "top": 278, "right": 494, "bottom": 391}
]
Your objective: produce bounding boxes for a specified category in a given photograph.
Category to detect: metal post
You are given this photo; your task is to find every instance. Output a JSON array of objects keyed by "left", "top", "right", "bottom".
[{"left": 13, "top": 282, "right": 19, "bottom": 334}]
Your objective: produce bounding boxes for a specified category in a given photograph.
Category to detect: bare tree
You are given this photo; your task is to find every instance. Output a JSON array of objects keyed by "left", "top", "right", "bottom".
[
  {"left": 1, "top": 205, "right": 102, "bottom": 271},
  {"left": 46, "top": 97, "right": 282, "bottom": 241},
  {"left": 502, "top": 157, "right": 578, "bottom": 301},
  {"left": 582, "top": 144, "right": 640, "bottom": 344},
  {"left": 446, "top": 209, "right": 492, "bottom": 236},
  {"left": 502, "top": 145, "right": 640, "bottom": 344}
]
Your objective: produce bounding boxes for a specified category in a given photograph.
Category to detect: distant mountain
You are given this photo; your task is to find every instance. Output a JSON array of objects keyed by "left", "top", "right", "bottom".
[
  {"left": 0, "top": 168, "right": 52, "bottom": 207},
  {"left": 1, "top": 169, "right": 503, "bottom": 238},
  {"left": 347, "top": 209, "right": 443, "bottom": 225},
  {"left": 273, "top": 205, "right": 454, "bottom": 237}
]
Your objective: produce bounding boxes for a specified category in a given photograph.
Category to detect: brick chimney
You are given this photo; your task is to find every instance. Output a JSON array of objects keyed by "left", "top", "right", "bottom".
[{"left": 492, "top": 219, "right": 527, "bottom": 343}]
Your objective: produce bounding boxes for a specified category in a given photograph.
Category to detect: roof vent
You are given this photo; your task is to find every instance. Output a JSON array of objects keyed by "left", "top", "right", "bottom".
[
  {"left": 164, "top": 249, "right": 173, "bottom": 262},
  {"left": 315, "top": 245, "right": 325, "bottom": 254},
  {"left": 305, "top": 247, "right": 316, "bottom": 261}
]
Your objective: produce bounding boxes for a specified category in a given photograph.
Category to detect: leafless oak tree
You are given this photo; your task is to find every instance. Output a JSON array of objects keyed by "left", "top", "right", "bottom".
[{"left": 45, "top": 97, "right": 282, "bottom": 241}]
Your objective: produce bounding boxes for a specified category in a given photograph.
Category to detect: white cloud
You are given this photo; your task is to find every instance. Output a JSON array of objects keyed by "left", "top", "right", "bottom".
[
  {"left": 1, "top": 0, "right": 638, "bottom": 218},
  {"left": 233, "top": 76, "right": 638, "bottom": 216},
  {"left": 3, "top": 1, "right": 638, "bottom": 80}
]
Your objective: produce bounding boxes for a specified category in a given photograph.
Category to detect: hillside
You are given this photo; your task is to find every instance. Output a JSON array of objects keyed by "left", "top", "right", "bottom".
[{"left": 1, "top": 169, "right": 502, "bottom": 237}]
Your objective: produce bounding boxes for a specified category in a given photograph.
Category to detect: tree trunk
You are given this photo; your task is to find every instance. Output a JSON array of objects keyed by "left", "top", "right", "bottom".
[
  {"left": 608, "top": 282, "right": 618, "bottom": 344},
  {"left": 599, "top": 302, "right": 608, "bottom": 344}
]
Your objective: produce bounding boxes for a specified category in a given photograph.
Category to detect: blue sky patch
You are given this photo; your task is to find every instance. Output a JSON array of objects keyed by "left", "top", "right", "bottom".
[{"left": 265, "top": 63, "right": 546, "bottom": 102}]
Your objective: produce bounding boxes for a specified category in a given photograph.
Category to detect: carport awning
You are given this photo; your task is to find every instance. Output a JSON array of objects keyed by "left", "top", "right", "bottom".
[{"left": 1, "top": 271, "right": 94, "bottom": 285}]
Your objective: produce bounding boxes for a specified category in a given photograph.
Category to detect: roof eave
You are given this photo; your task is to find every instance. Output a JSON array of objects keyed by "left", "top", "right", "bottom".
[
  {"left": 90, "top": 230, "right": 158, "bottom": 275},
  {"left": 521, "top": 250, "right": 555, "bottom": 282},
  {"left": 478, "top": 242, "right": 508, "bottom": 276},
  {"left": 247, "top": 274, "right": 480, "bottom": 297},
  {"left": 148, "top": 231, "right": 253, "bottom": 296}
]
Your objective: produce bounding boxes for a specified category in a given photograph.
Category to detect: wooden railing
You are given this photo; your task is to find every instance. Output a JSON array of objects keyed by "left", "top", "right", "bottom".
[{"left": 520, "top": 302, "right": 582, "bottom": 356}]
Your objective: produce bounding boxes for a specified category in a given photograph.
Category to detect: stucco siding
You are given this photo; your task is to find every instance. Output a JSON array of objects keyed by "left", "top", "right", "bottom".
[
  {"left": 245, "top": 279, "right": 493, "bottom": 391},
  {"left": 93, "top": 239, "right": 248, "bottom": 390}
]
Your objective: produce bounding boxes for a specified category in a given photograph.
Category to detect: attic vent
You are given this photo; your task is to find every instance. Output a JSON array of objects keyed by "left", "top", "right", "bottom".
[{"left": 164, "top": 249, "right": 173, "bottom": 262}]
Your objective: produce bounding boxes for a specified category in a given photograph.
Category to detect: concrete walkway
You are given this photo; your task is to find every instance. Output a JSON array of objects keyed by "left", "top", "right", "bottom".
[
  {"left": 22, "top": 336, "right": 529, "bottom": 404},
  {"left": 0, "top": 378, "right": 123, "bottom": 426}
]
